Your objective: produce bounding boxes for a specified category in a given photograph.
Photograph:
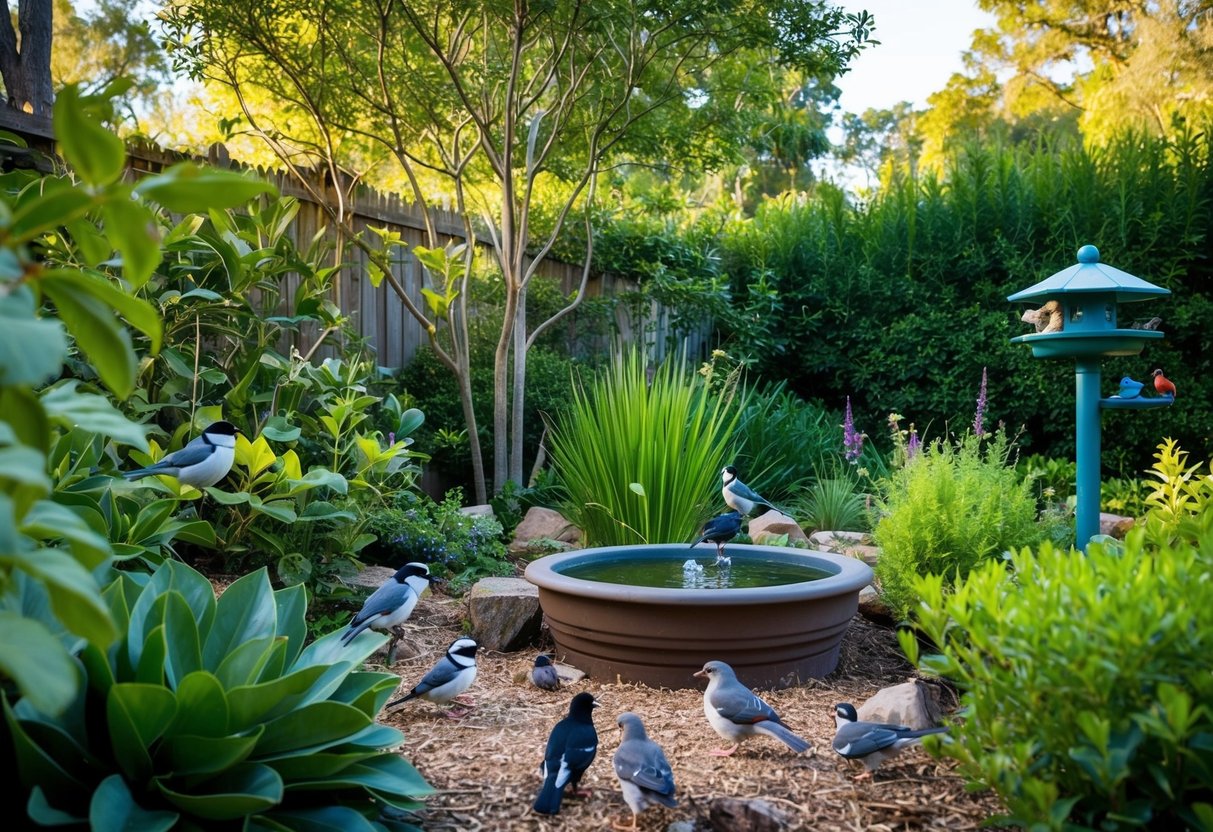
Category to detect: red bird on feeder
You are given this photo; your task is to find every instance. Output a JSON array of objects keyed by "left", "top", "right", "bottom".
[{"left": 1152, "top": 369, "right": 1177, "bottom": 399}]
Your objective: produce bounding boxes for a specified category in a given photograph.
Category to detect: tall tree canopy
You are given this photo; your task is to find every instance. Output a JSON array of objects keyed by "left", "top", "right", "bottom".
[{"left": 162, "top": 0, "right": 874, "bottom": 498}]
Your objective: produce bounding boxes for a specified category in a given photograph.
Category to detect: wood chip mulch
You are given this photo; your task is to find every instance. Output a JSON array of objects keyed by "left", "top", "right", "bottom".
[{"left": 372, "top": 593, "right": 1007, "bottom": 831}]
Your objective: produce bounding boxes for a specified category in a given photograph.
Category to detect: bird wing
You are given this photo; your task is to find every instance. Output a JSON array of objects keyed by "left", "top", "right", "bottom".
[
  {"left": 713, "top": 686, "right": 779, "bottom": 725},
  {"left": 532, "top": 666, "right": 560, "bottom": 690},
  {"left": 555, "top": 724, "right": 598, "bottom": 785},
  {"left": 833, "top": 723, "right": 901, "bottom": 758},
  {"left": 729, "top": 480, "right": 771, "bottom": 505},
  {"left": 350, "top": 581, "right": 414, "bottom": 627},
  {"left": 614, "top": 739, "right": 675, "bottom": 794},
  {"left": 411, "top": 656, "right": 460, "bottom": 695},
  {"left": 158, "top": 439, "right": 217, "bottom": 470}
]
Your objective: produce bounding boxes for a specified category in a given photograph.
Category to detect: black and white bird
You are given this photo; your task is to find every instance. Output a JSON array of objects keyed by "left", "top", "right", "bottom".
[
  {"left": 832, "top": 702, "right": 948, "bottom": 779},
  {"left": 690, "top": 511, "right": 742, "bottom": 565},
  {"left": 340, "top": 562, "right": 437, "bottom": 662},
  {"left": 721, "top": 466, "right": 782, "bottom": 517},
  {"left": 531, "top": 654, "right": 561, "bottom": 692},
  {"left": 612, "top": 712, "right": 678, "bottom": 831},
  {"left": 122, "top": 420, "right": 240, "bottom": 489},
  {"left": 694, "top": 660, "right": 811, "bottom": 757},
  {"left": 386, "top": 637, "right": 479, "bottom": 718},
  {"left": 533, "top": 692, "right": 599, "bottom": 815}
]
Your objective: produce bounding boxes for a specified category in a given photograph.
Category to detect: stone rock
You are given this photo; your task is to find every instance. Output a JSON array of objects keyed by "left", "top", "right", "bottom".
[
  {"left": 460, "top": 504, "right": 494, "bottom": 518},
  {"left": 857, "top": 584, "right": 895, "bottom": 625},
  {"left": 856, "top": 679, "right": 944, "bottom": 730},
  {"left": 347, "top": 565, "right": 397, "bottom": 592},
  {"left": 666, "top": 822, "right": 697, "bottom": 832},
  {"left": 709, "top": 797, "right": 790, "bottom": 832},
  {"left": 810, "top": 530, "right": 879, "bottom": 566},
  {"left": 509, "top": 506, "right": 581, "bottom": 554},
  {"left": 1100, "top": 512, "right": 1135, "bottom": 539},
  {"left": 553, "top": 661, "right": 586, "bottom": 685},
  {"left": 747, "top": 510, "right": 809, "bottom": 546},
  {"left": 468, "top": 577, "right": 542, "bottom": 652}
]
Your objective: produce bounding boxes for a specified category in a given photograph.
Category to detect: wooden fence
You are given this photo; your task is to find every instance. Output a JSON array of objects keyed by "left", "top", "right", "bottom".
[{"left": 0, "top": 109, "right": 709, "bottom": 369}]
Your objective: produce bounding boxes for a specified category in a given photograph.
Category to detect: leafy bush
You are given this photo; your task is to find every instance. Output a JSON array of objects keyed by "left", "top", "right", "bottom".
[
  {"left": 904, "top": 530, "right": 1213, "bottom": 831},
  {"left": 730, "top": 380, "right": 839, "bottom": 504},
  {"left": 363, "top": 492, "right": 510, "bottom": 593},
  {"left": 873, "top": 430, "right": 1062, "bottom": 621},
  {"left": 1141, "top": 438, "right": 1213, "bottom": 546},
  {"left": 547, "top": 349, "right": 741, "bottom": 546},
  {"left": 5, "top": 560, "right": 432, "bottom": 828},
  {"left": 793, "top": 474, "right": 869, "bottom": 533}
]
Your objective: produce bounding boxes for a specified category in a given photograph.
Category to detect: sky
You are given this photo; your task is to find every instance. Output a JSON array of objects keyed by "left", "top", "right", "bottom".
[{"left": 832, "top": 0, "right": 997, "bottom": 114}]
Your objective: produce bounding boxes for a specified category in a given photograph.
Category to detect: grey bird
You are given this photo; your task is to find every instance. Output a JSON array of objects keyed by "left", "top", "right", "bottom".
[
  {"left": 690, "top": 511, "right": 742, "bottom": 565},
  {"left": 533, "top": 692, "right": 599, "bottom": 815},
  {"left": 612, "top": 712, "right": 678, "bottom": 831},
  {"left": 694, "top": 660, "right": 811, "bottom": 756},
  {"left": 340, "top": 562, "right": 437, "bottom": 663},
  {"left": 122, "top": 420, "right": 239, "bottom": 489},
  {"left": 531, "top": 654, "right": 561, "bottom": 691},
  {"left": 832, "top": 702, "right": 948, "bottom": 779},
  {"left": 386, "top": 637, "right": 479, "bottom": 718},
  {"left": 720, "top": 466, "right": 783, "bottom": 517}
]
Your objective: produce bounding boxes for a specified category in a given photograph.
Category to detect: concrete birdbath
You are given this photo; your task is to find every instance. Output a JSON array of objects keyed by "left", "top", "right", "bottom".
[{"left": 525, "top": 543, "right": 872, "bottom": 689}]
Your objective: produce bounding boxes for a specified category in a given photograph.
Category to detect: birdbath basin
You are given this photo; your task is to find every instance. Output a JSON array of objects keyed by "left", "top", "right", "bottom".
[{"left": 525, "top": 543, "right": 872, "bottom": 690}]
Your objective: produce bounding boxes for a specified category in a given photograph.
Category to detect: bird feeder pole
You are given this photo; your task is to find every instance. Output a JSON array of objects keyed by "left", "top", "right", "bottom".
[{"left": 1009, "top": 245, "right": 1171, "bottom": 551}]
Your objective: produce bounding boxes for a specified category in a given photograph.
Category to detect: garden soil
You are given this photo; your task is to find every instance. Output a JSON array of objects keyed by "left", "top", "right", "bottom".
[{"left": 373, "top": 592, "right": 1006, "bottom": 831}]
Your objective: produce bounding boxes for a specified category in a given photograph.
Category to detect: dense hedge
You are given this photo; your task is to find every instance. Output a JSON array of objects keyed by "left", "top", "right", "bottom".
[{"left": 718, "top": 129, "right": 1213, "bottom": 475}]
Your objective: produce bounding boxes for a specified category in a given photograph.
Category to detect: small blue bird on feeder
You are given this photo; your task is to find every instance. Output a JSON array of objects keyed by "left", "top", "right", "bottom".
[{"left": 1114, "top": 376, "right": 1145, "bottom": 398}]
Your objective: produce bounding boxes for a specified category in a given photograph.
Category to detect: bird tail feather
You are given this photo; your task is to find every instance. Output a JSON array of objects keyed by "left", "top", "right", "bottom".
[
  {"left": 532, "top": 776, "right": 564, "bottom": 815},
  {"left": 757, "top": 721, "right": 811, "bottom": 754},
  {"left": 339, "top": 620, "right": 370, "bottom": 646},
  {"left": 122, "top": 468, "right": 157, "bottom": 480},
  {"left": 385, "top": 691, "right": 417, "bottom": 709}
]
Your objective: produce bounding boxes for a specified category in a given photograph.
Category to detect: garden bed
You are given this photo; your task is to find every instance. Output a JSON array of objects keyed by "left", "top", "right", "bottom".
[{"left": 375, "top": 592, "right": 1005, "bottom": 831}]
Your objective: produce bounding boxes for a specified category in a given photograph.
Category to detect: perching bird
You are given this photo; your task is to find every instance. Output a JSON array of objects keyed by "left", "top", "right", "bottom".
[
  {"left": 1116, "top": 376, "right": 1145, "bottom": 399},
  {"left": 690, "top": 511, "right": 742, "bottom": 565},
  {"left": 533, "top": 692, "right": 599, "bottom": 815},
  {"left": 340, "top": 562, "right": 436, "bottom": 663},
  {"left": 386, "top": 637, "right": 479, "bottom": 718},
  {"left": 531, "top": 654, "right": 561, "bottom": 692},
  {"left": 721, "top": 466, "right": 782, "bottom": 517},
  {"left": 832, "top": 702, "right": 948, "bottom": 780},
  {"left": 122, "top": 420, "right": 239, "bottom": 489},
  {"left": 694, "top": 660, "right": 811, "bottom": 756},
  {"left": 612, "top": 712, "right": 678, "bottom": 831},
  {"left": 1152, "top": 368, "right": 1177, "bottom": 398}
]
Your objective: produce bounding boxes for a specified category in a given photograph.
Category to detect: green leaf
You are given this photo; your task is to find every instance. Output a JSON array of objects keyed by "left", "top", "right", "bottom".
[
  {"left": 161, "top": 732, "right": 260, "bottom": 777},
  {"left": 0, "top": 385, "right": 49, "bottom": 452},
  {"left": 214, "top": 636, "right": 276, "bottom": 689},
  {"left": 40, "top": 380, "right": 149, "bottom": 450},
  {"left": 397, "top": 407, "right": 425, "bottom": 436},
  {"left": 41, "top": 270, "right": 162, "bottom": 351},
  {"left": 65, "top": 217, "right": 112, "bottom": 267},
  {"left": 53, "top": 86, "right": 125, "bottom": 187},
  {"left": 14, "top": 547, "right": 117, "bottom": 646},
  {"left": 0, "top": 289, "right": 66, "bottom": 386},
  {"left": 155, "top": 762, "right": 283, "bottom": 820},
  {"left": 20, "top": 499, "right": 112, "bottom": 568},
  {"left": 629, "top": 482, "right": 646, "bottom": 497},
  {"left": 261, "top": 416, "right": 301, "bottom": 443},
  {"left": 10, "top": 184, "right": 94, "bottom": 239},
  {"left": 227, "top": 666, "right": 329, "bottom": 733},
  {"left": 135, "top": 163, "right": 276, "bottom": 213},
  {"left": 100, "top": 195, "right": 162, "bottom": 288},
  {"left": 90, "top": 774, "right": 178, "bottom": 832},
  {"left": 41, "top": 279, "right": 137, "bottom": 399},
  {"left": 0, "top": 612, "right": 80, "bottom": 716},
  {"left": 204, "top": 569, "right": 278, "bottom": 670},
  {"left": 255, "top": 701, "right": 372, "bottom": 756},
  {"left": 106, "top": 683, "right": 178, "bottom": 782}
]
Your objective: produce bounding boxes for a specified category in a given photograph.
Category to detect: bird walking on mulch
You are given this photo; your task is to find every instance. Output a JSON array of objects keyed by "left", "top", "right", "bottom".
[
  {"left": 340, "top": 562, "right": 438, "bottom": 663},
  {"left": 531, "top": 654, "right": 561, "bottom": 692},
  {"left": 533, "top": 692, "right": 600, "bottom": 815},
  {"left": 386, "top": 636, "right": 479, "bottom": 718},
  {"left": 695, "top": 660, "right": 811, "bottom": 757},
  {"left": 831, "top": 702, "right": 948, "bottom": 780},
  {"left": 612, "top": 712, "right": 678, "bottom": 830}
]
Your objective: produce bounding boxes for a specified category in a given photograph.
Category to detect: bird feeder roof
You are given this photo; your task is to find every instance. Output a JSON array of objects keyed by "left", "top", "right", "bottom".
[{"left": 1007, "top": 245, "right": 1170, "bottom": 304}]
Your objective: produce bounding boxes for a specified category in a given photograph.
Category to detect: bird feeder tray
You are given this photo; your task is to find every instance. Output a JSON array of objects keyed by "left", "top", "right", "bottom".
[
  {"left": 1009, "top": 329, "right": 1163, "bottom": 359},
  {"left": 1099, "top": 396, "right": 1174, "bottom": 410}
]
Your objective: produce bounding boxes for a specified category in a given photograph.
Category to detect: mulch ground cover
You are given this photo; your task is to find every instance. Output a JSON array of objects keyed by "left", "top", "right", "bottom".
[{"left": 373, "top": 591, "right": 1006, "bottom": 831}]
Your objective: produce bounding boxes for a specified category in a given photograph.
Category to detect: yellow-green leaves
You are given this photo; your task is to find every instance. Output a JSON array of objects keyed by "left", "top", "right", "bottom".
[
  {"left": 414, "top": 243, "right": 467, "bottom": 320},
  {"left": 54, "top": 86, "right": 126, "bottom": 188},
  {"left": 134, "top": 163, "right": 276, "bottom": 214}
]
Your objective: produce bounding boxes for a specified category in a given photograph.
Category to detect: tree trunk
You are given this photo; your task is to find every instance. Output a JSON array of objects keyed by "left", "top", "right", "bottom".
[
  {"left": 509, "top": 281, "right": 528, "bottom": 486},
  {"left": 0, "top": 1, "right": 53, "bottom": 115}
]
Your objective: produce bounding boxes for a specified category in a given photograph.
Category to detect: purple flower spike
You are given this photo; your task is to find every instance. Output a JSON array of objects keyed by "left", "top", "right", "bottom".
[
  {"left": 388, "top": 431, "right": 396, "bottom": 446},
  {"left": 973, "top": 367, "right": 988, "bottom": 438},
  {"left": 907, "top": 426, "right": 920, "bottom": 460},
  {"left": 843, "top": 396, "right": 864, "bottom": 463}
]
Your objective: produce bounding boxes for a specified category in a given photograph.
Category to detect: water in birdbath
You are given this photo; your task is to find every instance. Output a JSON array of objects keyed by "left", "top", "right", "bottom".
[{"left": 559, "top": 556, "right": 831, "bottom": 589}]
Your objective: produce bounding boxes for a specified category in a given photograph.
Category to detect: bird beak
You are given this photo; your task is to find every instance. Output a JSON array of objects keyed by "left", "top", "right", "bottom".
[{"left": 692, "top": 669, "right": 706, "bottom": 679}]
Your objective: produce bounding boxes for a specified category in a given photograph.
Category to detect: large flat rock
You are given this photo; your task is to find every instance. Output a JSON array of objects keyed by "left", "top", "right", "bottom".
[{"left": 468, "top": 576, "right": 542, "bottom": 652}]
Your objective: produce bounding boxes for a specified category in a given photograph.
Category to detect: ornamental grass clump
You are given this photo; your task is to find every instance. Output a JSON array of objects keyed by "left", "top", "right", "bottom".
[
  {"left": 872, "top": 429, "right": 1054, "bottom": 621},
  {"left": 548, "top": 349, "right": 741, "bottom": 546}
]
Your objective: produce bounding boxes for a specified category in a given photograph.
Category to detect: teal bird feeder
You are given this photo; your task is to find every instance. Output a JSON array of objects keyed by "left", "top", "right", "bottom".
[{"left": 1009, "top": 244, "right": 1171, "bottom": 550}]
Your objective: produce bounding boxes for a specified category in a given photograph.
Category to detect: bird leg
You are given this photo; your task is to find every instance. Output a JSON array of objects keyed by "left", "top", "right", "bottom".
[
  {"left": 385, "top": 635, "right": 399, "bottom": 666},
  {"left": 442, "top": 705, "right": 473, "bottom": 719},
  {"left": 851, "top": 770, "right": 874, "bottom": 782},
  {"left": 611, "top": 812, "right": 639, "bottom": 831},
  {"left": 708, "top": 744, "right": 739, "bottom": 757}
]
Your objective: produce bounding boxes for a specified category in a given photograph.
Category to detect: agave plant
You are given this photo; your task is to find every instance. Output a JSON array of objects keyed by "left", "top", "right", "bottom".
[{"left": 5, "top": 560, "right": 431, "bottom": 830}]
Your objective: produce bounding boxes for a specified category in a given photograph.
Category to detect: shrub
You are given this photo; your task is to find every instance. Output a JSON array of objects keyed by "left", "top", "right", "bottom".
[
  {"left": 730, "top": 381, "right": 839, "bottom": 504},
  {"left": 905, "top": 530, "right": 1213, "bottom": 831},
  {"left": 547, "top": 349, "right": 741, "bottom": 546},
  {"left": 5, "top": 560, "right": 432, "bottom": 828},
  {"left": 793, "top": 474, "right": 869, "bottom": 533},
  {"left": 363, "top": 491, "right": 510, "bottom": 593},
  {"left": 873, "top": 430, "right": 1059, "bottom": 621}
]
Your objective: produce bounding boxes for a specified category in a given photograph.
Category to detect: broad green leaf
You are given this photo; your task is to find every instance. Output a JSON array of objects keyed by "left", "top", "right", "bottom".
[
  {"left": 249, "top": 495, "right": 297, "bottom": 523},
  {"left": 629, "top": 482, "right": 646, "bottom": 497},
  {"left": 28, "top": 787, "right": 85, "bottom": 826},
  {"left": 39, "top": 380, "right": 149, "bottom": 449},
  {"left": 0, "top": 289, "right": 67, "bottom": 386},
  {"left": 285, "top": 468, "right": 348, "bottom": 497},
  {"left": 225, "top": 665, "right": 330, "bottom": 733},
  {"left": 274, "top": 584, "right": 307, "bottom": 669},
  {"left": 10, "top": 185, "right": 94, "bottom": 239},
  {"left": 168, "top": 671, "right": 229, "bottom": 739},
  {"left": 161, "top": 732, "right": 260, "bottom": 777},
  {"left": 163, "top": 591, "right": 203, "bottom": 686},
  {"left": 397, "top": 407, "right": 424, "bottom": 436},
  {"left": 106, "top": 683, "right": 177, "bottom": 782},
  {"left": 255, "top": 701, "right": 372, "bottom": 757},
  {"left": 0, "top": 443, "right": 52, "bottom": 493},
  {"left": 20, "top": 499, "right": 112, "bottom": 568},
  {"left": 100, "top": 195, "right": 162, "bottom": 288},
  {"left": 214, "top": 636, "right": 276, "bottom": 689},
  {"left": 204, "top": 489, "right": 253, "bottom": 507},
  {"left": 127, "top": 561, "right": 215, "bottom": 669},
  {"left": 65, "top": 217, "right": 111, "bottom": 267},
  {"left": 255, "top": 806, "right": 382, "bottom": 832},
  {"left": 204, "top": 568, "right": 278, "bottom": 670},
  {"left": 135, "top": 624, "right": 168, "bottom": 686},
  {"left": 0, "top": 385, "right": 50, "bottom": 452},
  {"left": 135, "top": 163, "right": 276, "bottom": 213},
  {"left": 4, "top": 699, "right": 88, "bottom": 812},
  {"left": 0, "top": 612, "right": 80, "bottom": 716},
  {"left": 291, "top": 755, "right": 433, "bottom": 801},
  {"left": 89, "top": 774, "right": 178, "bottom": 832},
  {"left": 53, "top": 86, "right": 125, "bottom": 187},
  {"left": 41, "top": 269, "right": 162, "bottom": 351},
  {"left": 261, "top": 416, "right": 301, "bottom": 443},
  {"left": 14, "top": 547, "right": 116, "bottom": 645},
  {"left": 155, "top": 762, "right": 283, "bottom": 820},
  {"left": 41, "top": 280, "right": 136, "bottom": 399}
]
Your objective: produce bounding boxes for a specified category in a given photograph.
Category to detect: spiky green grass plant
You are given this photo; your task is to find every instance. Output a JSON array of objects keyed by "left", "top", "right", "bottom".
[{"left": 548, "top": 349, "right": 742, "bottom": 546}]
